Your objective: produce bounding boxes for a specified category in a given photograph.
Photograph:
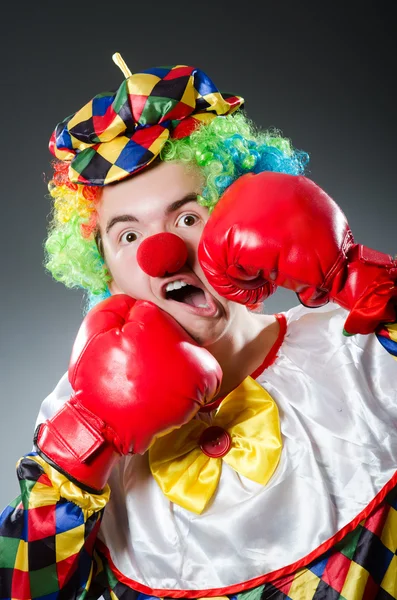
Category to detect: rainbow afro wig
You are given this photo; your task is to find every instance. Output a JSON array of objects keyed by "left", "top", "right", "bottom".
[{"left": 45, "top": 58, "right": 309, "bottom": 308}]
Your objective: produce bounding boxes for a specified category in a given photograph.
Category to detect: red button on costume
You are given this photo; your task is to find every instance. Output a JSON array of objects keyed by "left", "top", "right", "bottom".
[{"left": 199, "top": 426, "right": 232, "bottom": 458}]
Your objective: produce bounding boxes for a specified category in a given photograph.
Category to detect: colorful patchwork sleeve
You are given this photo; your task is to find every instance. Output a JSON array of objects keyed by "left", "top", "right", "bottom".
[
  {"left": 0, "top": 452, "right": 110, "bottom": 600},
  {"left": 376, "top": 321, "right": 397, "bottom": 360}
]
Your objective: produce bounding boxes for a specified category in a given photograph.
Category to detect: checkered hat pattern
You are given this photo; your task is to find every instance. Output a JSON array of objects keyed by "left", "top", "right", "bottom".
[{"left": 49, "top": 65, "right": 244, "bottom": 186}]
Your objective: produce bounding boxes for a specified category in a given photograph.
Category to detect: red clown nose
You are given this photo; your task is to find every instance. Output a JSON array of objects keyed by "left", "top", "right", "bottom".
[{"left": 137, "top": 233, "right": 189, "bottom": 277}]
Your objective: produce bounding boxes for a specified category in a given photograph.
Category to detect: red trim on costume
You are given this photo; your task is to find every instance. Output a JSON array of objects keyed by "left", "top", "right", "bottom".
[
  {"left": 250, "top": 313, "right": 287, "bottom": 379},
  {"left": 97, "top": 309, "right": 396, "bottom": 596},
  {"left": 97, "top": 469, "right": 397, "bottom": 597}
]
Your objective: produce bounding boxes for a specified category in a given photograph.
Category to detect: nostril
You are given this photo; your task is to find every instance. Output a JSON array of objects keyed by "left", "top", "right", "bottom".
[{"left": 137, "top": 232, "right": 188, "bottom": 277}]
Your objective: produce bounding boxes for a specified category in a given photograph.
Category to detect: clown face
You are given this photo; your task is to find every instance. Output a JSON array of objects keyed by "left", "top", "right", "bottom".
[{"left": 97, "top": 160, "right": 247, "bottom": 346}]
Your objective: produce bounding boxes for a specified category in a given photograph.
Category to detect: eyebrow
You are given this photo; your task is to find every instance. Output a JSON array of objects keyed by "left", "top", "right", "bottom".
[{"left": 105, "top": 193, "right": 198, "bottom": 234}]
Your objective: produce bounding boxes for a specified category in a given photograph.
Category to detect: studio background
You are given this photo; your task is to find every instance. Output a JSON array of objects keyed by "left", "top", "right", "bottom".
[{"left": 0, "top": 1, "right": 395, "bottom": 509}]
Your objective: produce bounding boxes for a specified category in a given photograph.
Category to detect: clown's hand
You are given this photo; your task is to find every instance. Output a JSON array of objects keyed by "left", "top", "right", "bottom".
[
  {"left": 35, "top": 296, "right": 222, "bottom": 492},
  {"left": 198, "top": 171, "right": 397, "bottom": 335}
]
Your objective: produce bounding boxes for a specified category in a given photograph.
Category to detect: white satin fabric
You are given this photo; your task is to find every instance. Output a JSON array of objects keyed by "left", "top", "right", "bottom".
[{"left": 35, "top": 304, "right": 397, "bottom": 592}]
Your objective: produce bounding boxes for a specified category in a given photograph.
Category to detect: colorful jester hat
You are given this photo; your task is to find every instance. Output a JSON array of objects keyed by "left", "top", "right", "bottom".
[{"left": 49, "top": 53, "right": 244, "bottom": 186}]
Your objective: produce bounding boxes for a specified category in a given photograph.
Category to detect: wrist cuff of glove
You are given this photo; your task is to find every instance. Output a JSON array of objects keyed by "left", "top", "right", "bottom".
[
  {"left": 34, "top": 399, "right": 120, "bottom": 493},
  {"left": 346, "top": 244, "right": 395, "bottom": 268},
  {"left": 335, "top": 245, "right": 397, "bottom": 334}
]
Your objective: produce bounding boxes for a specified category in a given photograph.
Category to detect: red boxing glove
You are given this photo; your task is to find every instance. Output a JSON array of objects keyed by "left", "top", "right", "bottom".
[
  {"left": 35, "top": 295, "right": 222, "bottom": 492},
  {"left": 199, "top": 171, "right": 397, "bottom": 335}
]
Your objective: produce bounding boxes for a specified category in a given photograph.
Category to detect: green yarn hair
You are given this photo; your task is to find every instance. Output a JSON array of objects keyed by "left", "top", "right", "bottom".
[{"left": 44, "top": 112, "right": 308, "bottom": 308}]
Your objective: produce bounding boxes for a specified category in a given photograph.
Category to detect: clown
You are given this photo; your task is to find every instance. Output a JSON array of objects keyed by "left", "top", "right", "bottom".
[{"left": 1, "top": 54, "right": 397, "bottom": 600}]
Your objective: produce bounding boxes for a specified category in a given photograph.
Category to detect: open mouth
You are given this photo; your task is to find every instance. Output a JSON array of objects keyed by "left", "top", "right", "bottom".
[
  {"left": 166, "top": 282, "right": 208, "bottom": 308},
  {"left": 162, "top": 280, "right": 218, "bottom": 317}
]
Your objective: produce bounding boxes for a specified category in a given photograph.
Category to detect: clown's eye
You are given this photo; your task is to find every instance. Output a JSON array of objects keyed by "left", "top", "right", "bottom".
[
  {"left": 120, "top": 230, "right": 139, "bottom": 244},
  {"left": 176, "top": 214, "right": 200, "bottom": 228}
]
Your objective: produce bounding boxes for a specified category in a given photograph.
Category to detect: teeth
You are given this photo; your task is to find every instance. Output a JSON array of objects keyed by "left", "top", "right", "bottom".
[
  {"left": 197, "top": 304, "right": 209, "bottom": 308},
  {"left": 165, "top": 280, "right": 188, "bottom": 292}
]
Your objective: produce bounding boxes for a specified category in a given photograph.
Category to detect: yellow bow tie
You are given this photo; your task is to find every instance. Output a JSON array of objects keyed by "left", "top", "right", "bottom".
[{"left": 149, "top": 376, "right": 282, "bottom": 514}]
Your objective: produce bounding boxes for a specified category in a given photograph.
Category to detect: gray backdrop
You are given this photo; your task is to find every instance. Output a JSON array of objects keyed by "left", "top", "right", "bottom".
[{"left": 0, "top": 1, "right": 395, "bottom": 508}]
